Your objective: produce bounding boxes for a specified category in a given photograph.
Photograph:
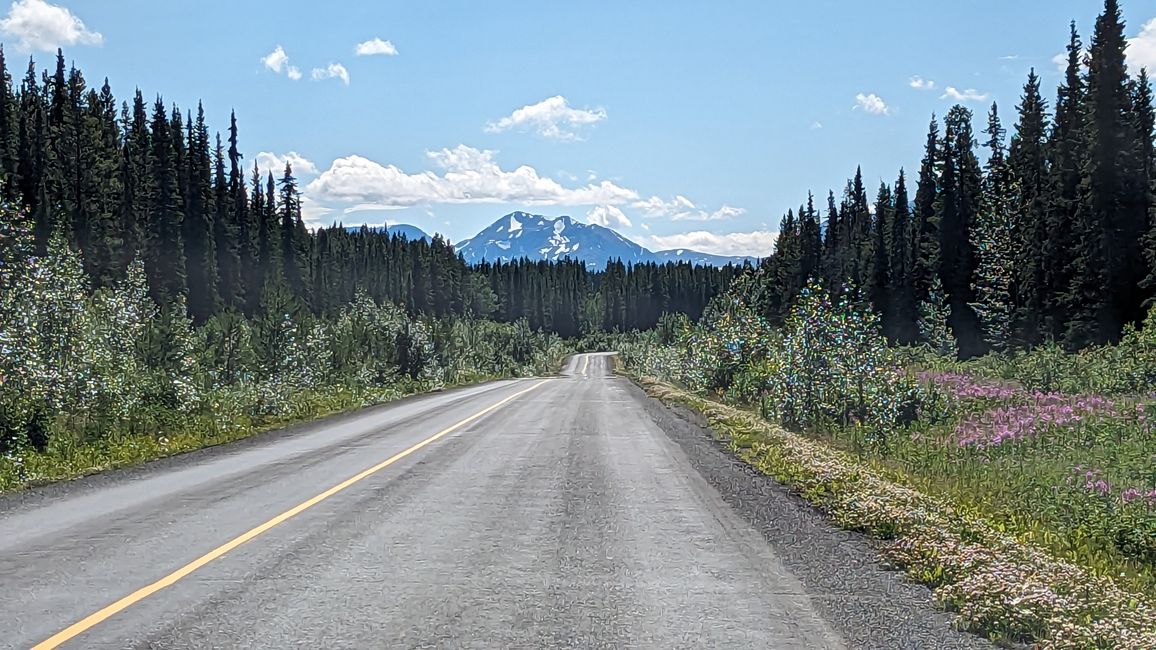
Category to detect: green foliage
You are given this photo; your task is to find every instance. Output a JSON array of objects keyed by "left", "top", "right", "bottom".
[
  {"left": 918, "top": 275, "right": 957, "bottom": 358},
  {"left": 760, "top": 282, "right": 919, "bottom": 445},
  {"left": 0, "top": 201, "right": 573, "bottom": 488}
]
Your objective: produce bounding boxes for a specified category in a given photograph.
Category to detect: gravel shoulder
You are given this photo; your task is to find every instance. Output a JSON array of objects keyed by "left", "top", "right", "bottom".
[{"left": 628, "top": 379, "right": 995, "bottom": 650}]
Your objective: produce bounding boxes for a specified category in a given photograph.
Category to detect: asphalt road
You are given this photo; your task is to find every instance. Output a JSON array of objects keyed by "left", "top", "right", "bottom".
[{"left": 0, "top": 354, "right": 975, "bottom": 649}]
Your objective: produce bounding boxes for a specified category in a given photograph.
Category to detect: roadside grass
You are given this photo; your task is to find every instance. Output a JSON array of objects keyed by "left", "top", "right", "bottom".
[
  {"left": 635, "top": 375, "right": 1156, "bottom": 650},
  {"left": 0, "top": 375, "right": 493, "bottom": 493}
]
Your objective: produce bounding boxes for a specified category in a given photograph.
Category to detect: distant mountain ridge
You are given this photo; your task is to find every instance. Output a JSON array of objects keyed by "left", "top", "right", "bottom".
[
  {"left": 339, "top": 212, "right": 758, "bottom": 268},
  {"left": 453, "top": 212, "right": 756, "bottom": 269}
]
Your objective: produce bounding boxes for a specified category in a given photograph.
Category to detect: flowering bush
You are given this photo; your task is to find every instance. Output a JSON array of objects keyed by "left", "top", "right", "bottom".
[
  {"left": 640, "top": 378, "right": 1156, "bottom": 649},
  {"left": 760, "top": 282, "right": 922, "bottom": 445}
]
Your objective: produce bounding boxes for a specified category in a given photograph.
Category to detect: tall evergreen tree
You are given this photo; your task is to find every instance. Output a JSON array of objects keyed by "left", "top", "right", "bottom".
[
  {"left": 213, "top": 132, "right": 242, "bottom": 307},
  {"left": 870, "top": 181, "right": 892, "bottom": 326},
  {"left": 1007, "top": 70, "right": 1049, "bottom": 345},
  {"left": 182, "top": 102, "right": 219, "bottom": 320},
  {"left": 887, "top": 170, "right": 917, "bottom": 343},
  {"left": 937, "top": 105, "right": 984, "bottom": 356},
  {"left": 1066, "top": 0, "right": 1137, "bottom": 346},
  {"left": 912, "top": 116, "right": 941, "bottom": 307},
  {"left": 144, "top": 97, "right": 186, "bottom": 304},
  {"left": 971, "top": 103, "right": 1016, "bottom": 350},
  {"left": 1044, "top": 23, "right": 1087, "bottom": 342}
]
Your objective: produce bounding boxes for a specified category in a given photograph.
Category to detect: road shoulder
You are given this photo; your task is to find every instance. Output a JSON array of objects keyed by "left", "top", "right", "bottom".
[{"left": 623, "top": 378, "right": 994, "bottom": 650}]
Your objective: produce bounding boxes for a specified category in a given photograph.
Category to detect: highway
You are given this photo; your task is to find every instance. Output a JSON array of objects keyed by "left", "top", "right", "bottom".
[{"left": 0, "top": 353, "right": 986, "bottom": 649}]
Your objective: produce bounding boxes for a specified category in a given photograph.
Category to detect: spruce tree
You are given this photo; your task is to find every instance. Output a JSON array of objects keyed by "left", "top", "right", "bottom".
[
  {"left": 1066, "top": 0, "right": 1135, "bottom": 346},
  {"left": 870, "top": 181, "right": 892, "bottom": 329},
  {"left": 888, "top": 170, "right": 917, "bottom": 343},
  {"left": 1044, "top": 23, "right": 1086, "bottom": 342},
  {"left": 182, "top": 102, "right": 219, "bottom": 321},
  {"left": 1007, "top": 70, "right": 1049, "bottom": 345},
  {"left": 213, "top": 132, "right": 243, "bottom": 308},
  {"left": 912, "top": 116, "right": 941, "bottom": 307},
  {"left": 971, "top": 103, "right": 1016, "bottom": 350},
  {"left": 144, "top": 97, "right": 186, "bottom": 304},
  {"left": 937, "top": 106, "right": 984, "bottom": 356}
]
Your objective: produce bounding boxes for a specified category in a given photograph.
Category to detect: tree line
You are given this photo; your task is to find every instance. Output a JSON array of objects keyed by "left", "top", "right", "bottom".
[
  {"left": 758, "top": 0, "right": 1155, "bottom": 356},
  {"left": 0, "top": 48, "right": 738, "bottom": 336}
]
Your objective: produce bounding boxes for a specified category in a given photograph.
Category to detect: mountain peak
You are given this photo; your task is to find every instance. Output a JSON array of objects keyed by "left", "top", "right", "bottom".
[{"left": 455, "top": 212, "right": 755, "bottom": 269}]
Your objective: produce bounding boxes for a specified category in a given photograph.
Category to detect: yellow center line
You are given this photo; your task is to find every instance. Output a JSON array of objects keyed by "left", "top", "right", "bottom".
[{"left": 33, "top": 380, "right": 548, "bottom": 650}]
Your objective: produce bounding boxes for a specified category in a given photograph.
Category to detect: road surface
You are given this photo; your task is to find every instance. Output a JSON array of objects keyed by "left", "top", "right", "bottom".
[{"left": 0, "top": 353, "right": 981, "bottom": 649}]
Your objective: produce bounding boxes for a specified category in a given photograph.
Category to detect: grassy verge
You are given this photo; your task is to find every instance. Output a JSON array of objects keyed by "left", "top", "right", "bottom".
[
  {"left": 0, "top": 377, "right": 487, "bottom": 493},
  {"left": 633, "top": 375, "right": 1156, "bottom": 650}
]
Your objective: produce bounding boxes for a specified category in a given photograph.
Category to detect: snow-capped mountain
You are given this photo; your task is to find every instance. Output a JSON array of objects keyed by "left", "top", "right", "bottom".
[{"left": 454, "top": 212, "right": 756, "bottom": 269}]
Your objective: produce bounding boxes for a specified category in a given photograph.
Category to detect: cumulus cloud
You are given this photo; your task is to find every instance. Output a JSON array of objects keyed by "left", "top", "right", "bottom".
[
  {"left": 854, "top": 93, "right": 890, "bottom": 115},
  {"left": 1129, "top": 18, "right": 1156, "bottom": 73},
  {"left": 633, "top": 195, "right": 696, "bottom": 217},
  {"left": 356, "top": 37, "right": 398, "bottom": 56},
  {"left": 586, "top": 205, "right": 632, "bottom": 228},
  {"left": 305, "top": 145, "right": 638, "bottom": 208},
  {"left": 0, "top": 0, "right": 101, "bottom": 52},
  {"left": 942, "top": 86, "right": 989, "bottom": 102},
  {"left": 643, "top": 230, "right": 777, "bottom": 258},
  {"left": 485, "top": 95, "right": 607, "bottom": 141},
  {"left": 262, "top": 46, "right": 289, "bottom": 72},
  {"left": 909, "top": 76, "right": 936, "bottom": 90},
  {"left": 261, "top": 46, "right": 302, "bottom": 81},
  {"left": 631, "top": 195, "right": 743, "bottom": 221},
  {"left": 672, "top": 205, "right": 746, "bottom": 222},
  {"left": 312, "top": 63, "right": 350, "bottom": 85},
  {"left": 299, "top": 195, "right": 333, "bottom": 223},
  {"left": 255, "top": 151, "right": 318, "bottom": 176}
]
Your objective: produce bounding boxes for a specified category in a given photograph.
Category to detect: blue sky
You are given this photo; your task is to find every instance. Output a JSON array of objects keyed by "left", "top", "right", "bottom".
[{"left": 2, "top": 0, "right": 1155, "bottom": 256}]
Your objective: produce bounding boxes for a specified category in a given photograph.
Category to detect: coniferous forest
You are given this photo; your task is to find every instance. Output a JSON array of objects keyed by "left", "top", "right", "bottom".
[{"left": 755, "top": 8, "right": 1154, "bottom": 355}]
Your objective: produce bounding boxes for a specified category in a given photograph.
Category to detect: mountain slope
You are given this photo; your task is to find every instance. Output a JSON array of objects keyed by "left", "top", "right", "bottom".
[{"left": 455, "top": 212, "right": 756, "bottom": 268}]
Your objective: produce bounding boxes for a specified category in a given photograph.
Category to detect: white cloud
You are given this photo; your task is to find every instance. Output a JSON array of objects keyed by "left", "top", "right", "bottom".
[
  {"left": 642, "top": 230, "right": 777, "bottom": 257},
  {"left": 854, "top": 92, "right": 890, "bottom": 115},
  {"left": 999, "top": 54, "right": 1020, "bottom": 61},
  {"left": 1129, "top": 18, "right": 1156, "bottom": 73},
  {"left": 305, "top": 145, "right": 639, "bottom": 209},
  {"left": 0, "top": 0, "right": 101, "bottom": 52},
  {"left": 261, "top": 46, "right": 303, "bottom": 81},
  {"left": 300, "top": 195, "right": 333, "bottom": 223},
  {"left": 810, "top": 121, "right": 823, "bottom": 129},
  {"left": 671, "top": 205, "right": 746, "bottom": 222},
  {"left": 262, "top": 46, "right": 290, "bottom": 73},
  {"left": 356, "top": 37, "right": 398, "bottom": 56},
  {"left": 312, "top": 63, "right": 350, "bottom": 85},
  {"left": 343, "top": 203, "right": 407, "bottom": 214},
  {"left": 909, "top": 76, "right": 936, "bottom": 90},
  {"left": 633, "top": 195, "right": 696, "bottom": 217},
  {"left": 586, "top": 205, "right": 632, "bottom": 228},
  {"left": 631, "top": 195, "right": 743, "bottom": 222},
  {"left": 485, "top": 95, "right": 607, "bottom": 141},
  {"left": 941, "top": 86, "right": 989, "bottom": 102},
  {"left": 255, "top": 151, "right": 318, "bottom": 176}
]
